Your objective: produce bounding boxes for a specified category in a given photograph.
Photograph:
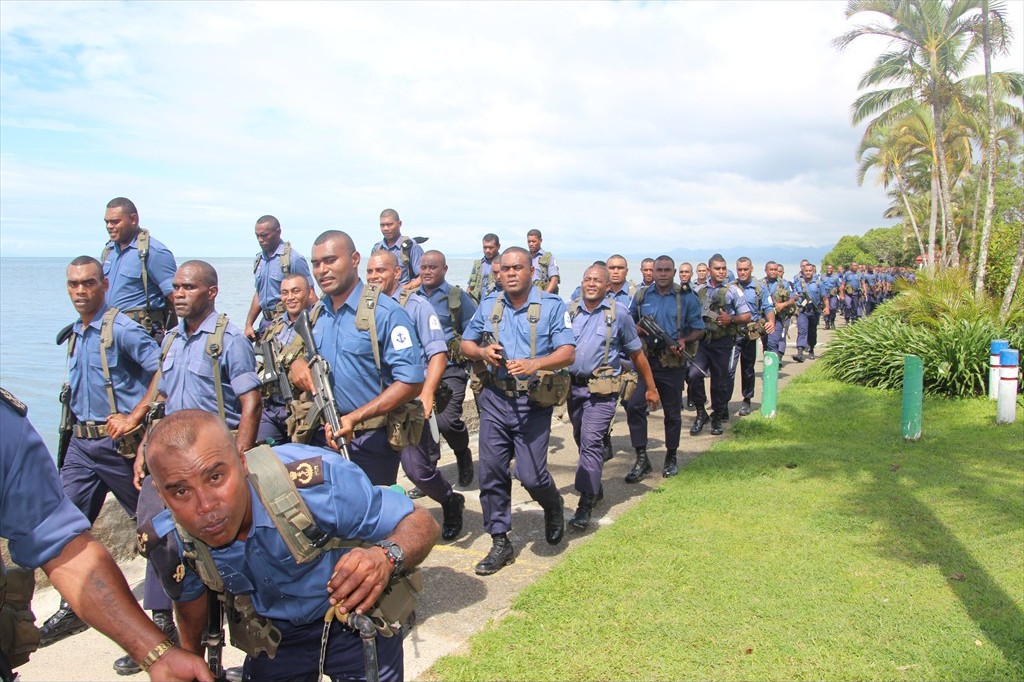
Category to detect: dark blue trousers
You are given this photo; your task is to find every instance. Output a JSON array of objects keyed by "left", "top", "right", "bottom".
[
  {"left": 242, "top": 617, "right": 404, "bottom": 682},
  {"left": 687, "top": 336, "right": 734, "bottom": 414},
  {"left": 400, "top": 420, "right": 453, "bottom": 504},
  {"left": 567, "top": 385, "right": 617, "bottom": 496},
  {"left": 626, "top": 362, "right": 684, "bottom": 451},
  {"left": 730, "top": 336, "right": 758, "bottom": 402},
  {"left": 434, "top": 366, "right": 470, "bottom": 455},
  {"left": 61, "top": 435, "right": 139, "bottom": 523},
  {"left": 477, "top": 386, "right": 560, "bottom": 535},
  {"left": 796, "top": 309, "right": 820, "bottom": 351},
  {"left": 765, "top": 316, "right": 789, "bottom": 356},
  {"left": 256, "top": 400, "right": 289, "bottom": 445}
]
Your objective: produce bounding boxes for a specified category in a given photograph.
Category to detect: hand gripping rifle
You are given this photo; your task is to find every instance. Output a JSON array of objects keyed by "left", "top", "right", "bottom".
[
  {"left": 203, "top": 589, "right": 227, "bottom": 681},
  {"left": 257, "top": 335, "right": 292, "bottom": 399},
  {"left": 637, "top": 315, "right": 707, "bottom": 377},
  {"left": 292, "top": 310, "right": 347, "bottom": 456}
]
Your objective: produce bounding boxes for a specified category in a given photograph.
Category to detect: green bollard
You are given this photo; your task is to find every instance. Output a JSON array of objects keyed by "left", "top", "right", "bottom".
[
  {"left": 762, "top": 351, "right": 779, "bottom": 418},
  {"left": 901, "top": 354, "right": 923, "bottom": 440}
]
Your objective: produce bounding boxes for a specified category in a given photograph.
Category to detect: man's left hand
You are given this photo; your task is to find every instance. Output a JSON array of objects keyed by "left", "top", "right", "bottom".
[{"left": 327, "top": 547, "right": 393, "bottom": 617}]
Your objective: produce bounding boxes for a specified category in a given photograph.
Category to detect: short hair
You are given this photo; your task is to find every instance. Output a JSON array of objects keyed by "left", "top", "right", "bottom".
[
  {"left": 679, "top": 261, "right": 692, "bottom": 269},
  {"left": 502, "top": 246, "right": 531, "bottom": 261},
  {"left": 584, "top": 264, "right": 610, "bottom": 282},
  {"left": 607, "top": 254, "right": 626, "bottom": 264},
  {"left": 422, "top": 249, "right": 446, "bottom": 265},
  {"left": 737, "top": 257, "right": 752, "bottom": 266},
  {"left": 147, "top": 410, "right": 235, "bottom": 476},
  {"left": 765, "top": 260, "right": 778, "bottom": 268},
  {"left": 281, "top": 272, "right": 309, "bottom": 287},
  {"left": 641, "top": 258, "right": 655, "bottom": 267},
  {"left": 591, "top": 260, "right": 606, "bottom": 267},
  {"left": 708, "top": 253, "right": 726, "bottom": 267},
  {"left": 654, "top": 255, "right": 675, "bottom": 268},
  {"left": 256, "top": 215, "right": 281, "bottom": 231},
  {"left": 482, "top": 233, "right": 500, "bottom": 245},
  {"left": 698, "top": 262, "right": 708, "bottom": 269},
  {"left": 68, "top": 255, "right": 104, "bottom": 276},
  {"left": 526, "top": 229, "right": 542, "bottom": 239},
  {"left": 369, "top": 250, "right": 400, "bottom": 269},
  {"left": 313, "top": 230, "right": 356, "bottom": 254},
  {"left": 178, "top": 260, "right": 218, "bottom": 286},
  {"left": 380, "top": 208, "right": 400, "bottom": 222},
  {"left": 106, "top": 197, "right": 138, "bottom": 216}
]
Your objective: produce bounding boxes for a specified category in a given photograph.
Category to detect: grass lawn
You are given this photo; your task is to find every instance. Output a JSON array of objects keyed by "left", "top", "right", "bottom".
[{"left": 431, "top": 366, "right": 1024, "bottom": 681}]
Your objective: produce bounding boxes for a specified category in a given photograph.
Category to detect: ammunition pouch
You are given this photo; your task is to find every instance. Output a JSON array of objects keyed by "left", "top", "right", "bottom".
[
  {"left": 224, "top": 592, "right": 281, "bottom": 660},
  {"left": 844, "top": 284, "right": 856, "bottom": 296},
  {"left": 657, "top": 350, "right": 685, "bottom": 368},
  {"left": 286, "top": 395, "right": 315, "bottom": 444},
  {"left": 367, "top": 570, "right": 423, "bottom": 637},
  {"left": 0, "top": 566, "right": 39, "bottom": 671},
  {"left": 685, "top": 340, "right": 699, "bottom": 358},
  {"left": 116, "top": 424, "right": 145, "bottom": 458},
  {"left": 385, "top": 401, "right": 425, "bottom": 451},
  {"left": 446, "top": 336, "right": 466, "bottom": 365},
  {"left": 586, "top": 366, "right": 620, "bottom": 396},
  {"left": 702, "top": 318, "right": 735, "bottom": 341},
  {"left": 744, "top": 320, "right": 766, "bottom": 341},
  {"left": 527, "top": 370, "right": 570, "bottom": 408},
  {"left": 352, "top": 414, "right": 388, "bottom": 435},
  {"left": 618, "top": 370, "right": 639, "bottom": 405},
  {"left": 468, "top": 361, "right": 489, "bottom": 394},
  {"left": 433, "top": 381, "right": 454, "bottom": 414}
]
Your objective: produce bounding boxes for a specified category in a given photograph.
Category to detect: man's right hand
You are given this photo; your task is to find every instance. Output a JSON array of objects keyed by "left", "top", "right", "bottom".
[
  {"left": 243, "top": 324, "right": 257, "bottom": 342},
  {"left": 147, "top": 647, "right": 214, "bottom": 682},
  {"left": 133, "top": 449, "right": 147, "bottom": 490},
  {"left": 289, "top": 359, "right": 314, "bottom": 394}
]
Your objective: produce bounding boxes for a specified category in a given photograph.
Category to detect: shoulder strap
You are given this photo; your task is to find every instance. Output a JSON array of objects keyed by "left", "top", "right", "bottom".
[
  {"left": 354, "top": 285, "right": 383, "bottom": 386},
  {"left": 634, "top": 285, "right": 647, "bottom": 310},
  {"left": 253, "top": 255, "right": 261, "bottom": 274},
  {"left": 448, "top": 286, "right": 464, "bottom": 335},
  {"left": 281, "top": 242, "right": 291, "bottom": 276},
  {"left": 398, "top": 289, "right": 413, "bottom": 307},
  {"left": 400, "top": 238, "right": 412, "bottom": 272},
  {"left": 98, "top": 307, "right": 121, "bottom": 415},
  {"left": 601, "top": 302, "right": 615, "bottom": 366},
  {"left": 675, "top": 285, "right": 683, "bottom": 338},
  {"left": 245, "top": 445, "right": 360, "bottom": 564},
  {"left": 176, "top": 522, "right": 224, "bottom": 593},
  {"left": 490, "top": 298, "right": 505, "bottom": 346},
  {"left": 101, "top": 243, "right": 113, "bottom": 265},
  {"left": 568, "top": 300, "right": 581, "bottom": 320},
  {"left": 205, "top": 314, "right": 229, "bottom": 423},
  {"left": 137, "top": 229, "right": 151, "bottom": 305},
  {"left": 527, "top": 302, "right": 541, "bottom": 359}
]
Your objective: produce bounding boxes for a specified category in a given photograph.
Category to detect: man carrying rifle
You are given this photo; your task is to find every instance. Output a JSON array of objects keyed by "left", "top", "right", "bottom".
[
  {"left": 732, "top": 257, "right": 775, "bottom": 417},
  {"left": 625, "top": 255, "right": 704, "bottom": 481},
  {"left": 39, "top": 256, "right": 162, "bottom": 650},
  {"left": 243, "top": 215, "right": 317, "bottom": 342},
  {"left": 289, "top": 231, "right": 425, "bottom": 487}
]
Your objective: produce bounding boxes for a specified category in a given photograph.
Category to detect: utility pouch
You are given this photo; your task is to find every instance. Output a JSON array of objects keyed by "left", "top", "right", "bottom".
[
  {"left": 658, "top": 350, "right": 685, "bottom": 368},
  {"left": 224, "top": 593, "right": 281, "bottom": 660},
  {"left": 368, "top": 570, "right": 423, "bottom": 638},
  {"left": 446, "top": 337, "right": 466, "bottom": 365},
  {"left": 527, "top": 370, "right": 570, "bottom": 408},
  {"left": 617, "top": 370, "right": 639, "bottom": 405},
  {"left": 116, "top": 423, "right": 146, "bottom": 458},
  {"left": 587, "top": 366, "right": 619, "bottom": 396},
  {"left": 745, "top": 320, "right": 766, "bottom": 341},
  {"left": 433, "top": 382, "right": 454, "bottom": 414},
  {"left": 468, "top": 361, "right": 489, "bottom": 394},
  {"left": 286, "top": 395, "right": 315, "bottom": 444},
  {"left": 386, "top": 401, "right": 425, "bottom": 451},
  {"left": 0, "top": 567, "right": 39, "bottom": 670}
]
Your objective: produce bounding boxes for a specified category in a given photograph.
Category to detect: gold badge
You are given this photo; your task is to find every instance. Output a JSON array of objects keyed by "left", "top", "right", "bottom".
[
  {"left": 285, "top": 456, "right": 324, "bottom": 487},
  {"left": 173, "top": 564, "right": 185, "bottom": 583},
  {"left": 137, "top": 531, "right": 149, "bottom": 555}
]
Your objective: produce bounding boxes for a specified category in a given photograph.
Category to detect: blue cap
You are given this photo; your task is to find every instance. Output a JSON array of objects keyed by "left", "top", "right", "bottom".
[
  {"left": 999, "top": 348, "right": 1019, "bottom": 366},
  {"left": 991, "top": 339, "right": 1010, "bottom": 354}
]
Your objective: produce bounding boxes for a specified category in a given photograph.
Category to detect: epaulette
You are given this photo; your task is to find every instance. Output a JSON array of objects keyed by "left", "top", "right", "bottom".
[
  {"left": 285, "top": 455, "right": 325, "bottom": 488},
  {"left": 0, "top": 387, "right": 27, "bottom": 416}
]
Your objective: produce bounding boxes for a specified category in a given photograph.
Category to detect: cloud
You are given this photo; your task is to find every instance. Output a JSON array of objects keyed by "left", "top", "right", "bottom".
[{"left": 1, "top": 0, "right": 1020, "bottom": 260}]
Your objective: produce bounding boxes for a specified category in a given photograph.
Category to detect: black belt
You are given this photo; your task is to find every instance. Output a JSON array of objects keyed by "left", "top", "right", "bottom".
[
  {"left": 491, "top": 378, "right": 530, "bottom": 396},
  {"left": 570, "top": 375, "right": 593, "bottom": 387}
]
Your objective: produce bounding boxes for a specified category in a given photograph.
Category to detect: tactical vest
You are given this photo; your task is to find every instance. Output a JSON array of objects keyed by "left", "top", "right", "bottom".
[
  {"left": 158, "top": 314, "right": 229, "bottom": 422},
  {"left": 252, "top": 241, "right": 292, "bottom": 277},
  {"left": 467, "top": 259, "right": 487, "bottom": 301},
  {"left": 174, "top": 446, "right": 420, "bottom": 649},
  {"left": 568, "top": 300, "right": 636, "bottom": 396},
  {"left": 489, "top": 297, "right": 570, "bottom": 407},
  {"left": 442, "top": 285, "right": 466, "bottom": 364},
  {"left": 697, "top": 284, "right": 742, "bottom": 340},
  {"left": 632, "top": 284, "right": 685, "bottom": 338},
  {"left": 101, "top": 229, "right": 152, "bottom": 307}
]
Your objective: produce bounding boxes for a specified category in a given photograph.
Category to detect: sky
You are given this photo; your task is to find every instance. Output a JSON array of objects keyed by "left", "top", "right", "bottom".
[{"left": 1, "top": 0, "right": 1022, "bottom": 260}]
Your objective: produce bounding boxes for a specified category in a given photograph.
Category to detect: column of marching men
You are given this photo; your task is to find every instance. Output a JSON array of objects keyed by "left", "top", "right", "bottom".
[{"left": 8, "top": 196, "right": 914, "bottom": 682}]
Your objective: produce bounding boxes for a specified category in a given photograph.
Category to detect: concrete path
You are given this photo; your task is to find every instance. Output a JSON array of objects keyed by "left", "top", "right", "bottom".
[{"left": 19, "top": 331, "right": 831, "bottom": 681}]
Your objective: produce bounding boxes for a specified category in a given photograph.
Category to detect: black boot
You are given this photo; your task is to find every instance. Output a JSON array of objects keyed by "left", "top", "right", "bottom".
[
  {"left": 737, "top": 400, "right": 752, "bottom": 417},
  {"left": 569, "top": 487, "right": 603, "bottom": 531},
  {"left": 794, "top": 348, "right": 805, "bottom": 363},
  {"left": 39, "top": 600, "right": 88, "bottom": 647},
  {"left": 475, "top": 534, "right": 514, "bottom": 575},
  {"left": 624, "top": 447, "right": 651, "bottom": 483},
  {"left": 455, "top": 449, "right": 474, "bottom": 487},
  {"left": 662, "top": 450, "right": 678, "bottom": 477},
  {"left": 808, "top": 349, "right": 816, "bottom": 360},
  {"left": 710, "top": 415, "right": 724, "bottom": 436},
  {"left": 114, "top": 610, "right": 177, "bottom": 675},
  {"left": 543, "top": 496, "right": 565, "bottom": 545},
  {"left": 690, "top": 408, "right": 709, "bottom": 435},
  {"left": 441, "top": 492, "right": 465, "bottom": 541},
  {"left": 407, "top": 486, "right": 426, "bottom": 499}
]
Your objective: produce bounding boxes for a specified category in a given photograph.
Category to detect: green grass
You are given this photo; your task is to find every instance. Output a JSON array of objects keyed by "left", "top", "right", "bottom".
[{"left": 432, "top": 366, "right": 1024, "bottom": 681}]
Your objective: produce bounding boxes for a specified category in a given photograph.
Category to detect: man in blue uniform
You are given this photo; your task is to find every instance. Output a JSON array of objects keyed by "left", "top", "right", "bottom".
[
  {"left": 625, "top": 255, "right": 705, "bottom": 480},
  {"left": 732, "top": 258, "right": 775, "bottom": 417},
  {"left": 761, "top": 262, "right": 795, "bottom": 359},
  {"left": 0, "top": 390, "right": 212, "bottom": 681},
  {"left": 793, "top": 262, "right": 829, "bottom": 362},
  {"left": 367, "top": 251, "right": 465, "bottom": 542},
  {"left": 461, "top": 247, "right": 575, "bottom": 575},
  {"left": 418, "top": 250, "right": 478, "bottom": 487},
  {"left": 466, "top": 234, "right": 501, "bottom": 302},
  {"left": 606, "top": 254, "right": 635, "bottom": 308},
  {"left": 102, "top": 197, "right": 178, "bottom": 341},
  {"left": 290, "top": 231, "right": 425, "bottom": 487},
  {"left": 568, "top": 265, "right": 657, "bottom": 530},
  {"left": 372, "top": 209, "right": 424, "bottom": 290},
  {"left": 638, "top": 258, "right": 655, "bottom": 290},
  {"left": 688, "top": 254, "right": 751, "bottom": 436},
  {"left": 821, "top": 264, "right": 841, "bottom": 330},
  {"left": 143, "top": 410, "right": 439, "bottom": 682},
  {"left": 243, "top": 215, "right": 316, "bottom": 341},
  {"left": 38, "top": 256, "right": 164, "bottom": 648},
  {"left": 843, "top": 262, "right": 863, "bottom": 324},
  {"left": 527, "top": 229, "right": 560, "bottom": 294}
]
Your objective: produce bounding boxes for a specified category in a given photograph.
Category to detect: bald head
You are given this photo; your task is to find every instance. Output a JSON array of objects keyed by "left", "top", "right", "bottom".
[
  {"left": 146, "top": 410, "right": 237, "bottom": 484},
  {"left": 313, "top": 230, "right": 356, "bottom": 255},
  {"left": 178, "top": 260, "right": 218, "bottom": 287}
]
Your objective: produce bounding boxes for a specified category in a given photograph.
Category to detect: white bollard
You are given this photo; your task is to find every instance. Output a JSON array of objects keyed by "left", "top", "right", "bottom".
[
  {"left": 990, "top": 339, "right": 1009, "bottom": 400},
  {"left": 997, "top": 348, "right": 1019, "bottom": 425}
]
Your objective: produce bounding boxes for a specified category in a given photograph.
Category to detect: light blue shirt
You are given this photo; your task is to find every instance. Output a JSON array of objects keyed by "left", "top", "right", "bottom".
[
  {"left": 531, "top": 249, "right": 560, "bottom": 284},
  {"left": 394, "top": 291, "right": 447, "bottom": 364},
  {"left": 795, "top": 276, "right": 827, "bottom": 308},
  {"left": 705, "top": 281, "right": 752, "bottom": 317},
  {"left": 158, "top": 443, "right": 414, "bottom": 625},
  {"left": 312, "top": 281, "right": 425, "bottom": 414},
  {"left": 736, "top": 280, "right": 774, "bottom": 322},
  {"left": 629, "top": 285, "right": 705, "bottom": 338},
  {"left": 419, "top": 280, "right": 478, "bottom": 346},
  {"left": 254, "top": 242, "right": 314, "bottom": 311},
  {"left": 69, "top": 305, "right": 160, "bottom": 421},
  {"left": 372, "top": 237, "right": 424, "bottom": 285},
  {"left": 103, "top": 232, "right": 177, "bottom": 310},
  {"left": 158, "top": 311, "right": 260, "bottom": 428},
  {"left": 569, "top": 300, "right": 641, "bottom": 377}
]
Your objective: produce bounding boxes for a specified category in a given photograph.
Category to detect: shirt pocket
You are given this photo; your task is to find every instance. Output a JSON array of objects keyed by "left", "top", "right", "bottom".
[{"left": 187, "top": 356, "right": 215, "bottom": 379}]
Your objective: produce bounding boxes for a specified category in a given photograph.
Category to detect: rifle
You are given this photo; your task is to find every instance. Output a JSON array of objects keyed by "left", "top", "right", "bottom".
[
  {"left": 57, "top": 382, "right": 75, "bottom": 469},
  {"left": 257, "top": 336, "right": 292, "bottom": 399},
  {"left": 202, "top": 589, "right": 227, "bottom": 681},
  {"left": 293, "top": 310, "right": 344, "bottom": 448},
  {"left": 637, "top": 315, "right": 707, "bottom": 377}
]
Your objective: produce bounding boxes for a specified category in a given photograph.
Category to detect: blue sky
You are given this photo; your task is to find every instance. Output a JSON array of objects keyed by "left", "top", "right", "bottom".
[{"left": 1, "top": 1, "right": 1021, "bottom": 260}]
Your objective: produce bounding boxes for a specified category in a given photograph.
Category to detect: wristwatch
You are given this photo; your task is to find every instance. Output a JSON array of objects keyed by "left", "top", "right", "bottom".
[{"left": 374, "top": 540, "right": 405, "bottom": 576}]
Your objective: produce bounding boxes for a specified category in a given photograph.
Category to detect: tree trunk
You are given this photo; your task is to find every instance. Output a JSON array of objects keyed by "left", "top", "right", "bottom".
[
  {"left": 976, "top": 0, "right": 999, "bottom": 299},
  {"left": 896, "top": 172, "right": 926, "bottom": 258},
  {"left": 927, "top": 172, "right": 938, "bottom": 269},
  {"left": 930, "top": 56, "right": 958, "bottom": 267},
  {"left": 1000, "top": 228, "right": 1024, "bottom": 320}
]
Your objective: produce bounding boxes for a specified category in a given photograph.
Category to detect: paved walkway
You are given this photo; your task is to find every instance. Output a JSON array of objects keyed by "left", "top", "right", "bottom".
[{"left": 20, "top": 331, "right": 831, "bottom": 681}]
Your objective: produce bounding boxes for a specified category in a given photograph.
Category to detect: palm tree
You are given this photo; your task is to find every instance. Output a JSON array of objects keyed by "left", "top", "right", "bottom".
[
  {"left": 857, "top": 123, "right": 928, "bottom": 259},
  {"left": 834, "top": 0, "right": 1016, "bottom": 266}
]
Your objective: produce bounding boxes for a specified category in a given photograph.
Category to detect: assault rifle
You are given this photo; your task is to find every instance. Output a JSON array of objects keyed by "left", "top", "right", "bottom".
[
  {"left": 292, "top": 310, "right": 343, "bottom": 436},
  {"left": 257, "top": 336, "right": 292, "bottom": 398},
  {"left": 637, "top": 315, "right": 707, "bottom": 377},
  {"left": 57, "top": 382, "right": 74, "bottom": 469},
  {"left": 203, "top": 590, "right": 227, "bottom": 681}
]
